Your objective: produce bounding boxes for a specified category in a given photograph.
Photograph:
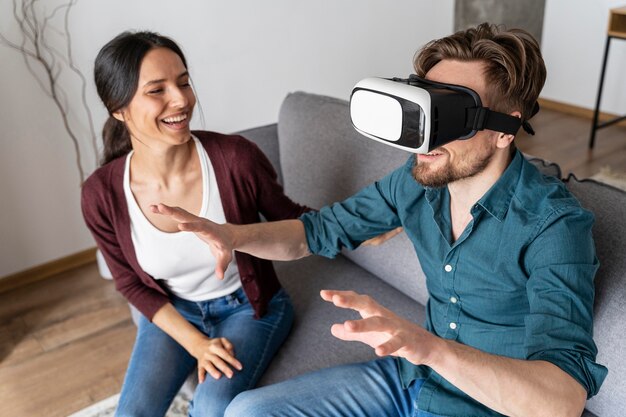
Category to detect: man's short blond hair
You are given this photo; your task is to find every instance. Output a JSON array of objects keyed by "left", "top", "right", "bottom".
[{"left": 414, "top": 23, "right": 546, "bottom": 123}]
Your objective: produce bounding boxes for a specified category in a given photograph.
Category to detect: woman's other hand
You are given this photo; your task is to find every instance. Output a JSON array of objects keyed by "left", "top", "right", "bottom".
[{"left": 191, "top": 336, "right": 243, "bottom": 383}]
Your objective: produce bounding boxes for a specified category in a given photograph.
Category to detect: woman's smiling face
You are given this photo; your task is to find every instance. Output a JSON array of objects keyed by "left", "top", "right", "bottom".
[{"left": 114, "top": 47, "right": 196, "bottom": 149}]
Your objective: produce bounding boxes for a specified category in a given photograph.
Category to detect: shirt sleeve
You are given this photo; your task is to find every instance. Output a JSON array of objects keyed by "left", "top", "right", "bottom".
[
  {"left": 523, "top": 204, "right": 608, "bottom": 397},
  {"left": 299, "top": 162, "right": 408, "bottom": 258}
]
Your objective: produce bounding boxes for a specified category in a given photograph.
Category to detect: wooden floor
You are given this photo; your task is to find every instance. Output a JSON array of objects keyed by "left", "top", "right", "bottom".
[
  {"left": 0, "top": 264, "right": 136, "bottom": 417},
  {"left": 516, "top": 107, "right": 626, "bottom": 178},
  {"left": 0, "top": 108, "right": 624, "bottom": 417}
]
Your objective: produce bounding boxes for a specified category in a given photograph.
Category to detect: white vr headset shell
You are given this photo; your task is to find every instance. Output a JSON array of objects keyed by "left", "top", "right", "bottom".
[{"left": 350, "top": 76, "right": 535, "bottom": 154}]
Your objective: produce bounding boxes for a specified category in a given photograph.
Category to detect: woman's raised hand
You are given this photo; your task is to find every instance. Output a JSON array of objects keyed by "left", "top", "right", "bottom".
[{"left": 151, "top": 203, "right": 234, "bottom": 279}]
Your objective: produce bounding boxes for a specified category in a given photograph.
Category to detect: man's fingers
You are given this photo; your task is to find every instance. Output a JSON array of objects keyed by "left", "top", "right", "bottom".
[
  {"left": 150, "top": 205, "right": 219, "bottom": 235},
  {"left": 151, "top": 203, "right": 200, "bottom": 223},
  {"left": 329, "top": 316, "right": 390, "bottom": 340},
  {"left": 330, "top": 322, "right": 390, "bottom": 348},
  {"left": 320, "top": 289, "right": 360, "bottom": 306},
  {"left": 375, "top": 337, "right": 405, "bottom": 357},
  {"left": 178, "top": 220, "right": 212, "bottom": 234},
  {"left": 215, "top": 268, "right": 224, "bottom": 280},
  {"left": 319, "top": 289, "right": 334, "bottom": 302},
  {"left": 344, "top": 316, "right": 389, "bottom": 333},
  {"left": 320, "top": 290, "right": 385, "bottom": 316},
  {"left": 215, "top": 257, "right": 232, "bottom": 280},
  {"left": 330, "top": 323, "right": 363, "bottom": 342}
]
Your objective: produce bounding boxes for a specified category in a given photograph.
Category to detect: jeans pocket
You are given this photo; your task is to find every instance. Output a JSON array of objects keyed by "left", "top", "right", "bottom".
[{"left": 230, "top": 287, "right": 250, "bottom": 307}]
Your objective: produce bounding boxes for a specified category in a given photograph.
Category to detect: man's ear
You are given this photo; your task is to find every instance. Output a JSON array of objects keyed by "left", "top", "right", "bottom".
[{"left": 496, "top": 111, "right": 521, "bottom": 149}]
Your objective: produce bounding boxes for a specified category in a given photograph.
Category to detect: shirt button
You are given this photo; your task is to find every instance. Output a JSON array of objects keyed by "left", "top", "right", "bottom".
[
  {"left": 449, "top": 322, "right": 457, "bottom": 330},
  {"left": 444, "top": 264, "right": 453, "bottom": 272},
  {"left": 450, "top": 296, "right": 458, "bottom": 304}
]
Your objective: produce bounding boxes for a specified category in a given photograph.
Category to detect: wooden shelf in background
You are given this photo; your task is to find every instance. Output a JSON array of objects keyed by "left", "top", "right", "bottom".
[{"left": 608, "top": 6, "right": 626, "bottom": 39}]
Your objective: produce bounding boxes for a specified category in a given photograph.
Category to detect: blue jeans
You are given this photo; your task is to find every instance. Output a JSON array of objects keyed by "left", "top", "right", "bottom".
[
  {"left": 115, "top": 287, "right": 294, "bottom": 417},
  {"left": 224, "top": 357, "right": 443, "bottom": 417}
]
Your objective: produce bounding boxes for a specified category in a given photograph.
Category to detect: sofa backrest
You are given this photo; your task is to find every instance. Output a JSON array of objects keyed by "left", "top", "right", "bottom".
[
  {"left": 236, "top": 124, "right": 283, "bottom": 185},
  {"left": 277, "top": 92, "right": 429, "bottom": 305},
  {"left": 564, "top": 176, "right": 626, "bottom": 416}
]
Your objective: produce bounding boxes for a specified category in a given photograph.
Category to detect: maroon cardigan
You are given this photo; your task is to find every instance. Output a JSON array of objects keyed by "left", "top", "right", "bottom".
[{"left": 81, "top": 131, "right": 309, "bottom": 321}]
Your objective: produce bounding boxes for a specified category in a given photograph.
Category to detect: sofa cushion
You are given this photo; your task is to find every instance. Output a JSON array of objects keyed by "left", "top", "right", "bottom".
[
  {"left": 525, "top": 155, "right": 562, "bottom": 179},
  {"left": 259, "top": 255, "right": 426, "bottom": 386},
  {"left": 277, "top": 92, "right": 428, "bottom": 304},
  {"left": 564, "top": 175, "right": 626, "bottom": 416}
]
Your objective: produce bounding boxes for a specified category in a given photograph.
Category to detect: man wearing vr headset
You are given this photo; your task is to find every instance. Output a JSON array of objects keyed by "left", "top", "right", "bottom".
[{"left": 154, "top": 23, "right": 606, "bottom": 417}]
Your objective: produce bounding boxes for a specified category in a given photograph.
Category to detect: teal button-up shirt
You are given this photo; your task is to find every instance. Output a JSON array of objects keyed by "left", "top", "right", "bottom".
[{"left": 300, "top": 150, "right": 607, "bottom": 417}]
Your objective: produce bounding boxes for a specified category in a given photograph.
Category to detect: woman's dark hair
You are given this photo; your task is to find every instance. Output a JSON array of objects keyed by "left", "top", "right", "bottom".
[{"left": 94, "top": 31, "right": 188, "bottom": 165}]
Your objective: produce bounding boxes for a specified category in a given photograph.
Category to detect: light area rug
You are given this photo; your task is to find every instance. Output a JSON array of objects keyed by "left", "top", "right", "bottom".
[
  {"left": 67, "top": 392, "right": 191, "bottom": 417},
  {"left": 590, "top": 166, "right": 626, "bottom": 191}
]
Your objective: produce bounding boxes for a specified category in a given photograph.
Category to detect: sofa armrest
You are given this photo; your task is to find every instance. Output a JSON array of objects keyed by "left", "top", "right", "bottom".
[{"left": 565, "top": 175, "right": 626, "bottom": 416}]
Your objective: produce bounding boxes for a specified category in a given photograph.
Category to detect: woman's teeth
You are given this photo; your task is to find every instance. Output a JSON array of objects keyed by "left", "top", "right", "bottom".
[{"left": 162, "top": 114, "right": 187, "bottom": 124}]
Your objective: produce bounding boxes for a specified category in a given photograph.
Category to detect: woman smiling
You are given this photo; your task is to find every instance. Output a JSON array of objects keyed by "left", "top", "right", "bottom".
[{"left": 81, "top": 31, "right": 309, "bottom": 416}]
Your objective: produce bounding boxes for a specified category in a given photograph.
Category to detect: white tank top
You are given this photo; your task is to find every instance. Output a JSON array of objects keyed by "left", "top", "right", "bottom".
[{"left": 123, "top": 135, "right": 242, "bottom": 301}]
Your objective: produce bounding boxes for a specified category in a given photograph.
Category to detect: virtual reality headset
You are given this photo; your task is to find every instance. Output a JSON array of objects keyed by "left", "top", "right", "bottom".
[{"left": 349, "top": 75, "right": 537, "bottom": 154}]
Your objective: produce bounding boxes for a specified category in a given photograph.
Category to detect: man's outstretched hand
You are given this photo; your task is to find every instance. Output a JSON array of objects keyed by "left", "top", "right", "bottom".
[
  {"left": 320, "top": 290, "right": 442, "bottom": 367},
  {"left": 151, "top": 203, "right": 234, "bottom": 279}
]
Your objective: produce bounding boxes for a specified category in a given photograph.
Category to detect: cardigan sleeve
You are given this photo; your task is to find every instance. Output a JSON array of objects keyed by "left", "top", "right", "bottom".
[
  {"left": 242, "top": 138, "right": 312, "bottom": 220},
  {"left": 80, "top": 173, "right": 169, "bottom": 321}
]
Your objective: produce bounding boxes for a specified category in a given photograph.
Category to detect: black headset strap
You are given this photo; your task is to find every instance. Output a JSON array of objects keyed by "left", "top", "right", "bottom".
[
  {"left": 466, "top": 102, "right": 539, "bottom": 136},
  {"left": 467, "top": 107, "right": 522, "bottom": 136}
]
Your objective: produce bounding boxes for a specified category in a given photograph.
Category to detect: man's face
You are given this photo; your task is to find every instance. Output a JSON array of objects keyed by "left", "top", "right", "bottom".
[{"left": 412, "top": 59, "right": 499, "bottom": 188}]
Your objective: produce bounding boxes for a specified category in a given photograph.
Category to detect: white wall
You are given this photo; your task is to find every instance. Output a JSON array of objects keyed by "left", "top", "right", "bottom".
[
  {"left": 0, "top": 0, "right": 454, "bottom": 277},
  {"left": 4, "top": 0, "right": 623, "bottom": 278},
  {"left": 542, "top": 0, "right": 626, "bottom": 112}
]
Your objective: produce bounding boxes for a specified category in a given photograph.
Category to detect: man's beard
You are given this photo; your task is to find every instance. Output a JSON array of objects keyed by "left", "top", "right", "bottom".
[{"left": 412, "top": 146, "right": 495, "bottom": 188}]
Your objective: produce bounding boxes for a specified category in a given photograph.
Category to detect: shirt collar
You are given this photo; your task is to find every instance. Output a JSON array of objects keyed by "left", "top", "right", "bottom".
[
  {"left": 423, "top": 150, "right": 523, "bottom": 223},
  {"left": 475, "top": 149, "right": 523, "bottom": 222}
]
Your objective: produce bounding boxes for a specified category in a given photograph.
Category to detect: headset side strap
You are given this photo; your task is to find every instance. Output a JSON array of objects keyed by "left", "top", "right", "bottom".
[{"left": 467, "top": 107, "right": 521, "bottom": 135}]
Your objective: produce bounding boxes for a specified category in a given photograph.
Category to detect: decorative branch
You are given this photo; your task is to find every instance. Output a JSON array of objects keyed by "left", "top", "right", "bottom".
[{"left": 1, "top": 0, "right": 98, "bottom": 185}]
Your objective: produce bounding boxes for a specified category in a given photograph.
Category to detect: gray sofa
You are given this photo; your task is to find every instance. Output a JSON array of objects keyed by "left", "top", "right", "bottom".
[
  {"left": 127, "top": 92, "right": 625, "bottom": 416},
  {"left": 235, "top": 92, "right": 626, "bottom": 417}
]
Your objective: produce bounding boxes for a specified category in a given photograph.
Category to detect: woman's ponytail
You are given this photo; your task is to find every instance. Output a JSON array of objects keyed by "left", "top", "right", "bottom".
[{"left": 101, "top": 116, "right": 132, "bottom": 166}]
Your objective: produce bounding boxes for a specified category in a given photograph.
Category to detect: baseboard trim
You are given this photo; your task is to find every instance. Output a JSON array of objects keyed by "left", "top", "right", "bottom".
[
  {"left": 538, "top": 97, "right": 626, "bottom": 127},
  {"left": 0, "top": 248, "right": 97, "bottom": 294}
]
